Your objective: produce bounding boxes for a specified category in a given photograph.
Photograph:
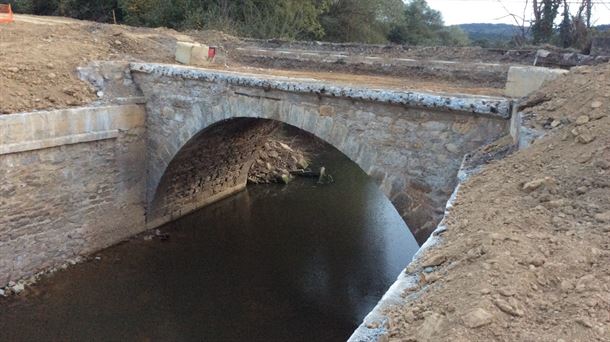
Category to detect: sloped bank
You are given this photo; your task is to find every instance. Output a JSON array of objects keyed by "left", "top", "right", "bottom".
[
  {"left": 350, "top": 63, "right": 610, "bottom": 341},
  {"left": 348, "top": 136, "right": 516, "bottom": 342}
]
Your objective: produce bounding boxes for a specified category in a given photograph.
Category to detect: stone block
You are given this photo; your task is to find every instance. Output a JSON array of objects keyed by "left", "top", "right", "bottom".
[
  {"left": 175, "top": 42, "right": 194, "bottom": 65},
  {"left": 191, "top": 44, "right": 210, "bottom": 65},
  {"left": 505, "top": 66, "right": 568, "bottom": 98},
  {"left": 175, "top": 42, "right": 210, "bottom": 66}
]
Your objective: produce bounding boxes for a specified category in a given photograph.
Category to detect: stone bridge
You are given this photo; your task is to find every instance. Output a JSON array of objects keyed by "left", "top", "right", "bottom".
[
  {"left": 130, "top": 63, "right": 512, "bottom": 243},
  {"left": 1, "top": 62, "right": 513, "bottom": 286}
]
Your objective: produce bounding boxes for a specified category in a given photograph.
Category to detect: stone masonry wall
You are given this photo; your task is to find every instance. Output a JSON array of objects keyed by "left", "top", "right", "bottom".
[
  {"left": 132, "top": 65, "right": 512, "bottom": 243},
  {"left": 149, "top": 118, "right": 278, "bottom": 228},
  {"left": 0, "top": 105, "right": 146, "bottom": 287}
]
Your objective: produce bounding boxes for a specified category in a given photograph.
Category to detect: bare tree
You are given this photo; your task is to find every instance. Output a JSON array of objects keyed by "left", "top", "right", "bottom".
[{"left": 495, "top": 0, "right": 530, "bottom": 45}]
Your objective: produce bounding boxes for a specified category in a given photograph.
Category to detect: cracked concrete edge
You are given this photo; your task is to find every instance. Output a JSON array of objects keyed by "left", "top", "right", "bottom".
[
  {"left": 347, "top": 155, "right": 475, "bottom": 342},
  {"left": 129, "top": 62, "right": 512, "bottom": 118}
]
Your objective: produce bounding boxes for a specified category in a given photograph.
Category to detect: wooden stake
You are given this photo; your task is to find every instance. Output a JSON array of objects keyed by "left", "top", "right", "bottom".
[{"left": 112, "top": 9, "right": 117, "bottom": 25}]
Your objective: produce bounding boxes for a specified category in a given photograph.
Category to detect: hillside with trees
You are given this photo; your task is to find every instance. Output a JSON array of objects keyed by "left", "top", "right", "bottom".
[
  {"left": 8, "top": 0, "right": 469, "bottom": 45},
  {"left": 7, "top": 0, "right": 607, "bottom": 51},
  {"left": 456, "top": 23, "right": 526, "bottom": 48}
]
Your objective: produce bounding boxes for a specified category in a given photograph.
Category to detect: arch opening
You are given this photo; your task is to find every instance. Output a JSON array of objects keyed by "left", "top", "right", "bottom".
[{"left": 148, "top": 116, "right": 449, "bottom": 244}]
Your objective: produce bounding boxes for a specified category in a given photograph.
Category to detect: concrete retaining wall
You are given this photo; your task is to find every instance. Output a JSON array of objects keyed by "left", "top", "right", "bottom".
[{"left": 0, "top": 105, "right": 146, "bottom": 286}]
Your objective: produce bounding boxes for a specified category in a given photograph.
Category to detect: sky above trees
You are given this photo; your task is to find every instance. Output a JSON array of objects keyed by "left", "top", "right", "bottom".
[{"left": 427, "top": 0, "right": 610, "bottom": 25}]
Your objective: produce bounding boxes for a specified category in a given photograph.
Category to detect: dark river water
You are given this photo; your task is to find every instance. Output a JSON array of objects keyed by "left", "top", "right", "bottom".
[{"left": 0, "top": 147, "right": 419, "bottom": 342}]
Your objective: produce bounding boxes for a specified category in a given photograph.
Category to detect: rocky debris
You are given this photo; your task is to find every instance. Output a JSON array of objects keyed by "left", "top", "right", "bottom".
[
  {"left": 575, "top": 115, "right": 590, "bottom": 125},
  {"left": 522, "top": 176, "right": 556, "bottom": 192},
  {"left": 590, "top": 100, "right": 602, "bottom": 109},
  {"left": 248, "top": 138, "right": 311, "bottom": 185},
  {"left": 1, "top": 256, "right": 85, "bottom": 297},
  {"left": 594, "top": 211, "right": 610, "bottom": 223},
  {"left": 416, "top": 312, "right": 445, "bottom": 341}
]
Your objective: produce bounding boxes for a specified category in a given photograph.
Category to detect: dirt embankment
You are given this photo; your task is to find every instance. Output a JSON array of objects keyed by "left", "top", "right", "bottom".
[
  {"left": 382, "top": 63, "right": 610, "bottom": 341},
  {"left": 1, "top": 15, "right": 509, "bottom": 116},
  {"left": 0, "top": 16, "right": 238, "bottom": 114}
]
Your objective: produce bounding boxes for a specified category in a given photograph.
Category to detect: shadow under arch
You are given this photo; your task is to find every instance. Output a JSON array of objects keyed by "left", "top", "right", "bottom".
[{"left": 147, "top": 116, "right": 387, "bottom": 235}]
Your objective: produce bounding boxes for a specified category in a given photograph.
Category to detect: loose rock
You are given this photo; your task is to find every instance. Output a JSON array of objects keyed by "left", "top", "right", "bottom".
[
  {"left": 463, "top": 308, "right": 494, "bottom": 328},
  {"left": 493, "top": 298, "right": 524, "bottom": 317},
  {"left": 594, "top": 211, "right": 610, "bottom": 223},
  {"left": 421, "top": 254, "right": 447, "bottom": 268},
  {"left": 575, "top": 115, "right": 589, "bottom": 125}
]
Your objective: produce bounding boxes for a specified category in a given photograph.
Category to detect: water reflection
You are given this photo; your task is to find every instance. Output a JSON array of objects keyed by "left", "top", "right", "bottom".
[{"left": 0, "top": 145, "right": 419, "bottom": 342}]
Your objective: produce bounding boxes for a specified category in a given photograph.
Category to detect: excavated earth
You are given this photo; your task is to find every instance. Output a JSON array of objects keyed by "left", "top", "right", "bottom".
[
  {"left": 2, "top": 14, "right": 521, "bottom": 115},
  {"left": 382, "top": 64, "right": 610, "bottom": 342},
  {"left": 1, "top": 14, "right": 609, "bottom": 342}
]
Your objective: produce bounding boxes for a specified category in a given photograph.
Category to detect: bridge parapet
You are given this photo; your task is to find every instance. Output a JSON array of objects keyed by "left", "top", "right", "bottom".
[{"left": 130, "top": 63, "right": 513, "bottom": 242}]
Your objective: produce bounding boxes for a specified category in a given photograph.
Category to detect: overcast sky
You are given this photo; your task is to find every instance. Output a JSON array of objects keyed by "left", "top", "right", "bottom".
[{"left": 425, "top": 0, "right": 610, "bottom": 26}]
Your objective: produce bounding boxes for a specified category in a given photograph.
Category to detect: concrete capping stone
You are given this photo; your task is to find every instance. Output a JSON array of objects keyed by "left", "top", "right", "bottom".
[
  {"left": 0, "top": 105, "right": 144, "bottom": 141},
  {"left": 0, "top": 104, "right": 145, "bottom": 154},
  {"left": 130, "top": 63, "right": 512, "bottom": 118},
  {"left": 505, "top": 66, "right": 568, "bottom": 98},
  {"left": 0, "top": 130, "right": 119, "bottom": 155}
]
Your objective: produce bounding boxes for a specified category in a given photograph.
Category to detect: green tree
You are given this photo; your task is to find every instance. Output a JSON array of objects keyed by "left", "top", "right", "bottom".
[
  {"left": 59, "top": 0, "right": 120, "bottom": 22},
  {"left": 10, "top": 0, "right": 60, "bottom": 14},
  {"left": 321, "top": 0, "right": 386, "bottom": 43},
  {"left": 531, "top": 0, "right": 561, "bottom": 44},
  {"left": 388, "top": 0, "right": 468, "bottom": 46}
]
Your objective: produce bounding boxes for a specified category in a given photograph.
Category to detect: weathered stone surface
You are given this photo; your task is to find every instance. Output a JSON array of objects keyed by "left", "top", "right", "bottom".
[
  {"left": 130, "top": 63, "right": 512, "bottom": 118},
  {"left": 132, "top": 64, "right": 511, "bottom": 243},
  {"left": 0, "top": 105, "right": 146, "bottom": 287},
  {"left": 148, "top": 118, "right": 278, "bottom": 228}
]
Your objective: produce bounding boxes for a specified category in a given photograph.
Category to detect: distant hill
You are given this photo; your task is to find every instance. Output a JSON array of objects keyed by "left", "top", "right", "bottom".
[
  {"left": 455, "top": 23, "right": 525, "bottom": 47},
  {"left": 595, "top": 24, "right": 610, "bottom": 32},
  {"left": 457, "top": 23, "right": 610, "bottom": 45}
]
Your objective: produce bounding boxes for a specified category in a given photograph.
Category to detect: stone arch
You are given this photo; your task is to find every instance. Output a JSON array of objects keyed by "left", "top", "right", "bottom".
[
  {"left": 134, "top": 67, "right": 511, "bottom": 243},
  {"left": 146, "top": 111, "right": 376, "bottom": 230}
]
